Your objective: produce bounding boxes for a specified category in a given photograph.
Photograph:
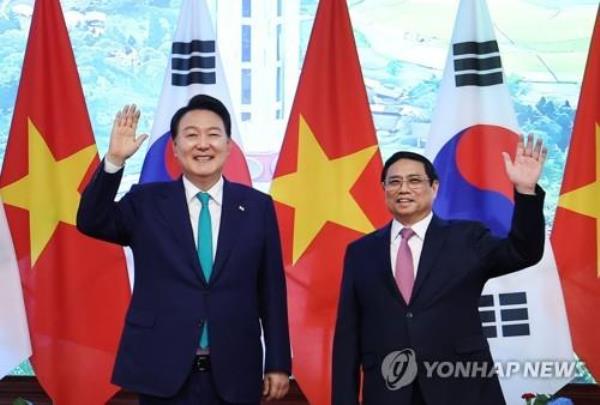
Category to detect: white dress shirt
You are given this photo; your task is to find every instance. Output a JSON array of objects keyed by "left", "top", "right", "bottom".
[
  {"left": 104, "top": 159, "right": 222, "bottom": 258},
  {"left": 390, "top": 212, "right": 433, "bottom": 277}
]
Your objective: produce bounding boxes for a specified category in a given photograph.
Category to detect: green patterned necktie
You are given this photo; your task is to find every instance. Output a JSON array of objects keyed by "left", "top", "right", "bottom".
[{"left": 196, "top": 192, "right": 213, "bottom": 348}]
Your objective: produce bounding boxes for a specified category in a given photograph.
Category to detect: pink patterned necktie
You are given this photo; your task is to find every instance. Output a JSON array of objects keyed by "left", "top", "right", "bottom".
[{"left": 395, "top": 227, "right": 416, "bottom": 303}]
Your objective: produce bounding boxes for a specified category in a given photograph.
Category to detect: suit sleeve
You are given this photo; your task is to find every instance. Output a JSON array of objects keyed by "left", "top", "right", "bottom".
[
  {"left": 258, "top": 196, "right": 292, "bottom": 375},
  {"left": 477, "top": 186, "right": 546, "bottom": 279},
  {"left": 76, "top": 160, "right": 134, "bottom": 246},
  {"left": 332, "top": 244, "right": 361, "bottom": 405}
]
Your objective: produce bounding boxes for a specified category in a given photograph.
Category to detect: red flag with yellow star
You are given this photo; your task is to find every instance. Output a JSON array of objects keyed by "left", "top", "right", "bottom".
[
  {"left": 551, "top": 7, "right": 600, "bottom": 380},
  {"left": 0, "top": 0, "right": 129, "bottom": 403},
  {"left": 270, "top": 0, "right": 389, "bottom": 402}
]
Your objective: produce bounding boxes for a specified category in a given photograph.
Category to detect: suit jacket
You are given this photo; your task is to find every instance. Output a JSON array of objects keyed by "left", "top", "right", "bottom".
[
  {"left": 77, "top": 163, "right": 291, "bottom": 402},
  {"left": 332, "top": 189, "right": 545, "bottom": 405}
]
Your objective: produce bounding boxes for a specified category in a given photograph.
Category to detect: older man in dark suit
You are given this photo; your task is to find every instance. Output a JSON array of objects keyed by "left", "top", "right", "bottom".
[{"left": 332, "top": 136, "right": 547, "bottom": 405}]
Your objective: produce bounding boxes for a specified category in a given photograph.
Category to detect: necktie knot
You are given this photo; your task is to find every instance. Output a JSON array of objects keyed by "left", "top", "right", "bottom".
[
  {"left": 197, "top": 192, "right": 210, "bottom": 206},
  {"left": 400, "top": 227, "right": 415, "bottom": 240}
]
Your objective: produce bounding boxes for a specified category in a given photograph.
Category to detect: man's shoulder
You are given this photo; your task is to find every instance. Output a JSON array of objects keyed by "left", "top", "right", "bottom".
[
  {"left": 437, "top": 217, "right": 486, "bottom": 231},
  {"left": 128, "top": 179, "right": 180, "bottom": 197},
  {"left": 348, "top": 224, "right": 389, "bottom": 250},
  {"left": 226, "top": 180, "right": 272, "bottom": 203},
  {"left": 429, "top": 215, "right": 490, "bottom": 240}
]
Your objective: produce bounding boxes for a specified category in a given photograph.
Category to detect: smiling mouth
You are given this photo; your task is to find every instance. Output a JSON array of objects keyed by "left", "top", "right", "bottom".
[{"left": 193, "top": 156, "right": 213, "bottom": 161}]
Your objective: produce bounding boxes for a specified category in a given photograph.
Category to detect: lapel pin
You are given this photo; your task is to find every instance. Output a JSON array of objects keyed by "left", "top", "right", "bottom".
[{"left": 238, "top": 205, "right": 245, "bottom": 212}]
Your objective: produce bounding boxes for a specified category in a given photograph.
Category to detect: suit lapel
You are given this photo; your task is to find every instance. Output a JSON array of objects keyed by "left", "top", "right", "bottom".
[
  {"left": 411, "top": 215, "right": 448, "bottom": 302},
  {"left": 211, "top": 179, "right": 244, "bottom": 284},
  {"left": 157, "top": 179, "right": 207, "bottom": 286}
]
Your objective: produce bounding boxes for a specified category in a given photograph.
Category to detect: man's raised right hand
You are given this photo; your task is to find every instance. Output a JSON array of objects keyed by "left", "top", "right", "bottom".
[{"left": 106, "top": 104, "right": 149, "bottom": 167}]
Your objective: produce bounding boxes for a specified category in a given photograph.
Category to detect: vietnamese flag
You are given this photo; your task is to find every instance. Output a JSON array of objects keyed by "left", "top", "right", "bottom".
[
  {"left": 270, "top": 0, "right": 389, "bottom": 403},
  {"left": 0, "top": 0, "right": 130, "bottom": 403},
  {"left": 551, "top": 6, "right": 600, "bottom": 380}
]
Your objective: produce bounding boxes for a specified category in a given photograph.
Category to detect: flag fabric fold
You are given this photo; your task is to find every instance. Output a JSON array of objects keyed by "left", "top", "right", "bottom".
[
  {"left": 0, "top": 0, "right": 130, "bottom": 403},
  {"left": 551, "top": 6, "right": 600, "bottom": 381},
  {"left": 270, "top": 0, "right": 389, "bottom": 403},
  {"left": 140, "top": 0, "right": 251, "bottom": 186},
  {"left": 0, "top": 197, "right": 31, "bottom": 378},
  {"left": 425, "top": 0, "right": 573, "bottom": 402}
]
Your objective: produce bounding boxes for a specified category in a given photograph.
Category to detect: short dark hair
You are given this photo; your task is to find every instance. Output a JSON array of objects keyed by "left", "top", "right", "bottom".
[
  {"left": 169, "top": 94, "right": 231, "bottom": 139},
  {"left": 381, "top": 151, "right": 439, "bottom": 185}
]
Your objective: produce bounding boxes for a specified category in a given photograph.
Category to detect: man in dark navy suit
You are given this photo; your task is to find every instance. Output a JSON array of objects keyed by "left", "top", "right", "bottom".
[
  {"left": 332, "top": 137, "right": 547, "bottom": 405},
  {"left": 77, "top": 95, "right": 291, "bottom": 404}
]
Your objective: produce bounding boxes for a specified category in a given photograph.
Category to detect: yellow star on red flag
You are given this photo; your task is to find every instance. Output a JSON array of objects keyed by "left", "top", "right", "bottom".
[
  {"left": 557, "top": 123, "right": 600, "bottom": 277},
  {"left": 271, "top": 114, "right": 378, "bottom": 264},
  {"left": 0, "top": 118, "right": 96, "bottom": 266}
]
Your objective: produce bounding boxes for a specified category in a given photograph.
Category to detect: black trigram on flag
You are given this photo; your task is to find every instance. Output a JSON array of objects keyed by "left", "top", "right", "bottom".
[
  {"left": 171, "top": 40, "right": 216, "bottom": 86},
  {"left": 453, "top": 40, "right": 503, "bottom": 87},
  {"left": 479, "top": 292, "right": 530, "bottom": 338}
]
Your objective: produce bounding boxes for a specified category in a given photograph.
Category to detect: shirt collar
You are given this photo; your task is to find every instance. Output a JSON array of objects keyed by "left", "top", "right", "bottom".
[
  {"left": 391, "top": 212, "right": 433, "bottom": 241},
  {"left": 182, "top": 175, "right": 224, "bottom": 207}
]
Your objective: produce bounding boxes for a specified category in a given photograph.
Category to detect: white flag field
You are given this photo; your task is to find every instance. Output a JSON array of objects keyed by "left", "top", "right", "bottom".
[
  {"left": 425, "top": 0, "right": 574, "bottom": 403},
  {"left": 0, "top": 197, "right": 31, "bottom": 378}
]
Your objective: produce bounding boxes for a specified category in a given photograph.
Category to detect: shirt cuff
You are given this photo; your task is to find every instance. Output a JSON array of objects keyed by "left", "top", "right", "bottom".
[{"left": 104, "top": 157, "right": 124, "bottom": 173}]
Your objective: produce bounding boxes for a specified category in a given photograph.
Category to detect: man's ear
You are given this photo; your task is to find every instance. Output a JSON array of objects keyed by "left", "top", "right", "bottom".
[
  {"left": 171, "top": 136, "right": 179, "bottom": 158},
  {"left": 431, "top": 180, "right": 440, "bottom": 199}
]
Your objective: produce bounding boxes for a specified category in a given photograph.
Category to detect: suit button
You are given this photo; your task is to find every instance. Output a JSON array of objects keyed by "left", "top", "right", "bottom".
[{"left": 406, "top": 312, "right": 414, "bottom": 319}]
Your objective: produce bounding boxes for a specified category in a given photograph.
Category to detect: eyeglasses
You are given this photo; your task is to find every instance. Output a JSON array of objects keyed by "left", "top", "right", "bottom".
[{"left": 383, "top": 176, "right": 430, "bottom": 190}]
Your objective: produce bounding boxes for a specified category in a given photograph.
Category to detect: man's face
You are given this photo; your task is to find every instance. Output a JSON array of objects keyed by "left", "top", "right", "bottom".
[
  {"left": 173, "top": 109, "right": 231, "bottom": 190},
  {"left": 383, "top": 158, "right": 439, "bottom": 226}
]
